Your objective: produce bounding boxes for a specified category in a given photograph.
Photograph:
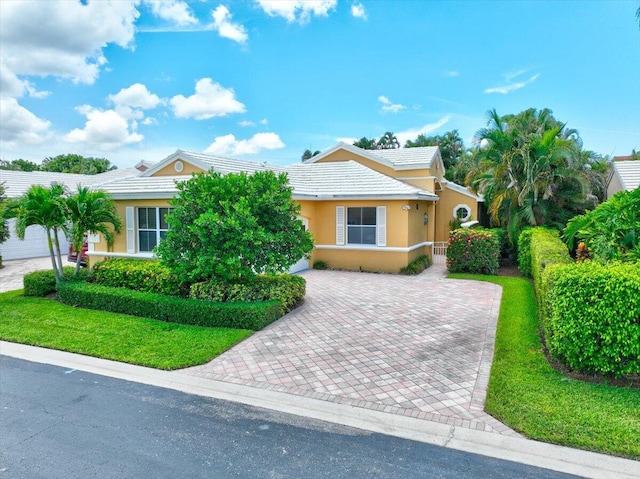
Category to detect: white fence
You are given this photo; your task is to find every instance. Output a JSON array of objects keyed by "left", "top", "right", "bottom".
[{"left": 432, "top": 241, "right": 447, "bottom": 264}]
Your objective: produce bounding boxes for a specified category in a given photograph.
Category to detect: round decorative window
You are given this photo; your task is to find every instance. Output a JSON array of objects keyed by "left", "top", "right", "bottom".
[
  {"left": 174, "top": 161, "right": 184, "bottom": 173},
  {"left": 453, "top": 204, "right": 471, "bottom": 222}
]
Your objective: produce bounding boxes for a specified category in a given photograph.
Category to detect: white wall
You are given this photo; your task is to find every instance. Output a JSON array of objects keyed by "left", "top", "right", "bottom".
[{"left": 0, "top": 219, "right": 69, "bottom": 260}]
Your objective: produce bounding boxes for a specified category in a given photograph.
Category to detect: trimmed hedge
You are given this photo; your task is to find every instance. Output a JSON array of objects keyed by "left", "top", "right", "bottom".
[
  {"left": 190, "top": 274, "right": 305, "bottom": 315},
  {"left": 57, "top": 282, "right": 282, "bottom": 331},
  {"left": 92, "top": 258, "right": 187, "bottom": 296},
  {"left": 23, "top": 267, "right": 93, "bottom": 297},
  {"left": 517, "top": 227, "right": 534, "bottom": 277},
  {"left": 543, "top": 262, "right": 640, "bottom": 376},
  {"left": 446, "top": 228, "right": 500, "bottom": 275},
  {"left": 399, "top": 255, "right": 432, "bottom": 275}
]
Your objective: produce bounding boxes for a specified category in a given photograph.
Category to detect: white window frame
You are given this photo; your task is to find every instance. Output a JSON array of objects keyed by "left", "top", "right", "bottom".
[
  {"left": 336, "top": 206, "right": 386, "bottom": 247},
  {"left": 453, "top": 204, "right": 472, "bottom": 222},
  {"left": 137, "top": 207, "right": 172, "bottom": 253}
]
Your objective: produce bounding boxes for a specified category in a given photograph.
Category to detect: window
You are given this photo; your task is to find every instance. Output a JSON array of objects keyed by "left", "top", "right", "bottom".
[
  {"left": 453, "top": 204, "right": 471, "bottom": 222},
  {"left": 138, "top": 207, "right": 171, "bottom": 252},
  {"left": 347, "top": 207, "right": 377, "bottom": 245}
]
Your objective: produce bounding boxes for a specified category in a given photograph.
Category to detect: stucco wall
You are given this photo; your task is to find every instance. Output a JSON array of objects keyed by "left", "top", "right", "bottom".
[
  {"left": 152, "top": 159, "right": 204, "bottom": 177},
  {"left": 435, "top": 186, "right": 479, "bottom": 242}
]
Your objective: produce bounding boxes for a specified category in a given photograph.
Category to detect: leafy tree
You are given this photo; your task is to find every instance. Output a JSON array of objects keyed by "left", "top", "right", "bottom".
[
  {"left": 0, "top": 183, "right": 10, "bottom": 247},
  {"left": 564, "top": 188, "right": 640, "bottom": 263},
  {"left": 405, "top": 130, "right": 464, "bottom": 178},
  {"left": 377, "top": 131, "right": 400, "bottom": 149},
  {"left": 4, "top": 184, "right": 68, "bottom": 282},
  {"left": 301, "top": 149, "right": 320, "bottom": 161},
  {"left": 156, "top": 170, "right": 314, "bottom": 283},
  {"left": 467, "top": 108, "right": 595, "bottom": 243},
  {"left": 0, "top": 158, "right": 41, "bottom": 171},
  {"left": 66, "top": 186, "right": 122, "bottom": 276},
  {"left": 353, "top": 137, "right": 378, "bottom": 150},
  {"left": 41, "top": 154, "right": 116, "bottom": 174}
]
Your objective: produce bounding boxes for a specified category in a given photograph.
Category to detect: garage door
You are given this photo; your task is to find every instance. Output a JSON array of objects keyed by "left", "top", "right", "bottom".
[
  {"left": 288, "top": 217, "right": 310, "bottom": 274},
  {"left": 0, "top": 219, "right": 69, "bottom": 261}
]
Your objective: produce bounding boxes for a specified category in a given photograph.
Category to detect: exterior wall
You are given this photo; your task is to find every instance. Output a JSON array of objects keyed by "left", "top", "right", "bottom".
[
  {"left": 152, "top": 159, "right": 204, "bottom": 177},
  {"left": 607, "top": 171, "right": 624, "bottom": 198},
  {"left": 434, "top": 186, "right": 479, "bottom": 242}
]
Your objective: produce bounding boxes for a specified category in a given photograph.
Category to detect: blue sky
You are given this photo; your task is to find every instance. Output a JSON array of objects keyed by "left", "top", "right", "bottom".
[{"left": 1, "top": 0, "right": 639, "bottom": 169}]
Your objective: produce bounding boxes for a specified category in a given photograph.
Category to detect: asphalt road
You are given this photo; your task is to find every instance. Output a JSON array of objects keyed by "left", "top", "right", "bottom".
[{"left": 0, "top": 356, "right": 582, "bottom": 479}]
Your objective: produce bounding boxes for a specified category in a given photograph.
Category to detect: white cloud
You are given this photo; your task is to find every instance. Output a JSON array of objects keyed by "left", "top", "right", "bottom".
[
  {"left": 256, "top": 0, "right": 337, "bottom": 23},
  {"left": 211, "top": 5, "right": 248, "bottom": 44},
  {"left": 351, "top": 3, "right": 367, "bottom": 19},
  {"left": 443, "top": 70, "right": 459, "bottom": 78},
  {"left": 260, "top": 118, "right": 268, "bottom": 125},
  {"left": 109, "top": 83, "right": 163, "bottom": 110},
  {"left": 238, "top": 120, "right": 256, "bottom": 127},
  {"left": 395, "top": 116, "right": 452, "bottom": 146},
  {"left": 336, "top": 137, "right": 357, "bottom": 144},
  {"left": 378, "top": 95, "right": 406, "bottom": 114},
  {"left": 204, "top": 132, "right": 285, "bottom": 156},
  {"left": 485, "top": 73, "right": 540, "bottom": 94},
  {"left": 0, "top": 1, "right": 139, "bottom": 85},
  {"left": 170, "top": 78, "right": 246, "bottom": 120},
  {"left": 64, "top": 106, "right": 143, "bottom": 150},
  {"left": 0, "top": 97, "right": 51, "bottom": 145},
  {"left": 144, "top": 0, "right": 197, "bottom": 26},
  {"left": 0, "top": 64, "right": 50, "bottom": 99}
]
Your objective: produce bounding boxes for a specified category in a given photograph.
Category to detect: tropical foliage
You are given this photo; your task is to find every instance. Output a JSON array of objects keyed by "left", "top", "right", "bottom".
[
  {"left": 301, "top": 149, "right": 320, "bottom": 161},
  {"left": 0, "top": 183, "right": 10, "bottom": 246},
  {"left": 0, "top": 154, "right": 116, "bottom": 174},
  {"left": 564, "top": 188, "right": 640, "bottom": 263},
  {"left": 66, "top": 186, "right": 122, "bottom": 275},
  {"left": 466, "top": 108, "right": 602, "bottom": 243},
  {"left": 156, "top": 170, "right": 314, "bottom": 283},
  {"left": 353, "top": 131, "right": 399, "bottom": 150},
  {"left": 405, "top": 129, "right": 464, "bottom": 176}
]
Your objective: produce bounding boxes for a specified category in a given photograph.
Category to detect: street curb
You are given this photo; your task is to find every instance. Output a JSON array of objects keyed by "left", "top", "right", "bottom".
[{"left": 2, "top": 341, "right": 638, "bottom": 479}]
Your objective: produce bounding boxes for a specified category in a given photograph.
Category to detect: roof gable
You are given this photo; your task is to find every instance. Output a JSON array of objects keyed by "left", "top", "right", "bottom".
[{"left": 610, "top": 160, "right": 640, "bottom": 191}]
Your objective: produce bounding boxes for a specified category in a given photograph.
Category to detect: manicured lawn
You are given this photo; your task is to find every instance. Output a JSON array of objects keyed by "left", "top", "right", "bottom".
[
  {"left": 449, "top": 274, "right": 640, "bottom": 459},
  {"left": 0, "top": 289, "right": 252, "bottom": 370}
]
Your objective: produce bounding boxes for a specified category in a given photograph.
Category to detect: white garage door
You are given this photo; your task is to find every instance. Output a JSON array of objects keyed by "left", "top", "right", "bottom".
[
  {"left": 289, "top": 217, "right": 310, "bottom": 274},
  {"left": 0, "top": 219, "right": 69, "bottom": 261}
]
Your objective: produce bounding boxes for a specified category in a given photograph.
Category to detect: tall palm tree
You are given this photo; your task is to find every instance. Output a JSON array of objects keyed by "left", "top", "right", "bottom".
[
  {"left": 4, "top": 183, "right": 68, "bottom": 282},
  {"left": 377, "top": 131, "right": 399, "bottom": 149},
  {"left": 66, "top": 186, "right": 122, "bottom": 276}
]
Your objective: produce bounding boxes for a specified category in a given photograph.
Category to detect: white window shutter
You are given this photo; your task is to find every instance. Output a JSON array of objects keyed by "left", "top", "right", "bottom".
[
  {"left": 336, "top": 206, "right": 345, "bottom": 245},
  {"left": 126, "top": 207, "right": 135, "bottom": 253},
  {"left": 376, "top": 206, "right": 386, "bottom": 247}
]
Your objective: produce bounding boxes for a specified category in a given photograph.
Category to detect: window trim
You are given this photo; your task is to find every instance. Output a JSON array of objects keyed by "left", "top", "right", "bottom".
[
  {"left": 453, "top": 204, "right": 472, "bottom": 222},
  {"left": 137, "top": 207, "right": 171, "bottom": 253}
]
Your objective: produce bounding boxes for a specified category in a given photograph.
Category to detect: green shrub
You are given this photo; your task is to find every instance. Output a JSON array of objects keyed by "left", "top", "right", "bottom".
[
  {"left": 313, "top": 260, "right": 328, "bottom": 270},
  {"left": 190, "top": 274, "right": 305, "bottom": 315},
  {"left": 57, "top": 282, "right": 282, "bottom": 331},
  {"left": 399, "top": 255, "right": 432, "bottom": 275},
  {"left": 543, "top": 262, "right": 640, "bottom": 377},
  {"left": 92, "top": 258, "right": 187, "bottom": 296},
  {"left": 446, "top": 229, "right": 500, "bottom": 275},
  {"left": 23, "top": 267, "right": 92, "bottom": 297},
  {"left": 517, "top": 227, "right": 534, "bottom": 277}
]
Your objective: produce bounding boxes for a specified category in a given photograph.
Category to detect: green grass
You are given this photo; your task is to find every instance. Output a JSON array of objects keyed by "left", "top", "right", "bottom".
[
  {"left": 0, "top": 289, "right": 253, "bottom": 370},
  {"left": 449, "top": 274, "right": 640, "bottom": 459}
]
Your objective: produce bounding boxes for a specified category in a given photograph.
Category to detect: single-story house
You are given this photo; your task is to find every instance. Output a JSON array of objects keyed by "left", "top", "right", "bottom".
[
  {"left": 89, "top": 143, "right": 480, "bottom": 273},
  {"left": 0, "top": 168, "right": 141, "bottom": 260},
  {"left": 607, "top": 156, "right": 640, "bottom": 198}
]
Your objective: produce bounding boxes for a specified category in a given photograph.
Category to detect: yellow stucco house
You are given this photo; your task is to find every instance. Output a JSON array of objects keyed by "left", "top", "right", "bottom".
[{"left": 89, "top": 143, "right": 480, "bottom": 273}]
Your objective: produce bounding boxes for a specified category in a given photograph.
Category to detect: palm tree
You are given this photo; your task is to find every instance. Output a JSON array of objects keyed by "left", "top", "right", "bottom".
[
  {"left": 377, "top": 131, "right": 399, "bottom": 149},
  {"left": 468, "top": 108, "right": 593, "bottom": 243},
  {"left": 66, "top": 186, "right": 122, "bottom": 276},
  {"left": 301, "top": 149, "right": 320, "bottom": 161},
  {"left": 4, "top": 184, "right": 68, "bottom": 282},
  {"left": 353, "top": 137, "right": 378, "bottom": 150}
]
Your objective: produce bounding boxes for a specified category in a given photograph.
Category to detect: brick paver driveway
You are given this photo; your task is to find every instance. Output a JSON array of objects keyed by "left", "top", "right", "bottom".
[{"left": 184, "top": 265, "right": 517, "bottom": 435}]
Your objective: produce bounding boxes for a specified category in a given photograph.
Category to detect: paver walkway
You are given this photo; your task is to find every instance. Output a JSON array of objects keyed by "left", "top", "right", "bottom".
[
  {"left": 184, "top": 265, "right": 519, "bottom": 436},
  {"left": 0, "top": 256, "right": 55, "bottom": 292}
]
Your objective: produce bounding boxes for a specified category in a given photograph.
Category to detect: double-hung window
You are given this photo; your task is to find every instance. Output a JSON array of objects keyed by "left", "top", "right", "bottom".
[
  {"left": 347, "top": 207, "right": 377, "bottom": 245},
  {"left": 138, "top": 207, "right": 171, "bottom": 252}
]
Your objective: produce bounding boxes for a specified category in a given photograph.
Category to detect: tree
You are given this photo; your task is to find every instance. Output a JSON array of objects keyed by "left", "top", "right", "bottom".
[
  {"left": 353, "top": 137, "right": 378, "bottom": 150},
  {"left": 41, "top": 154, "right": 116, "bottom": 174},
  {"left": 66, "top": 186, "right": 122, "bottom": 276},
  {"left": 156, "top": 170, "right": 314, "bottom": 283},
  {"left": 467, "top": 108, "right": 595, "bottom": 243},
  {"left": 564, "top": 188, "right": 640, "bottom": 263},
  {"left": 405, "top": 130, "right": 464, "bottom": 177},
  {"left": 4, "top": 184, "right": 68, "bottom": 282},
  {"left": 0, "top": 159, "right": 41, "bottom": 171},
  {"left": 301, "top": 149, "right": 320, "bottom": 161},
  {"left": 377, "top": 131, "right": 399, "bottom": 149},
  {"left": 0, "top": 183, "right": 10, "bottom": 249}
]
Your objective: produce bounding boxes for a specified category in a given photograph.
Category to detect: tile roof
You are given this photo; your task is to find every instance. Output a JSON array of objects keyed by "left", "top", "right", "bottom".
[
  {"left": 611, "top": 160, "right": 640, "bottom": 191},
  {"left": 0, "top": 168, "right": 140, "bottom": 198},
  {"left": 367, "top": 146, "right": 440, "bottom": 168}
]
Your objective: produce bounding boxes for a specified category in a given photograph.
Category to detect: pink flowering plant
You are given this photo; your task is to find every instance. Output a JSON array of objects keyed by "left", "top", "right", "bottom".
[{"left": 446, "top": 228, "right": 500, "bottom": 275}]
